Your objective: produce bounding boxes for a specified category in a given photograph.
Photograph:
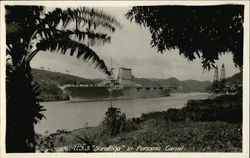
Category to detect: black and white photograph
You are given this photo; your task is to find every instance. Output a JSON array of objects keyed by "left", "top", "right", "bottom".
[{"left": 0, "top": 1, "right": 249, "bottom": 157}]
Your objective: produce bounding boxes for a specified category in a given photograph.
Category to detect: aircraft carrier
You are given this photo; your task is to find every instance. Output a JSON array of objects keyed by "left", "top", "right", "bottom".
[{"left": 62, "top": 68, "right": 171, "bottom": 101}]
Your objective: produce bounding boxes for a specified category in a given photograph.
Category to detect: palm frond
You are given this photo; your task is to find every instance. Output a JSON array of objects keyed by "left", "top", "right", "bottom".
[
  {"left": 37, "top": 28, "right": 111, "bottom": 46},
  {"left": 73, "top": 29, "right": 111, "bottom": 45},
  {"left": 62, "top": 7, "right": 121, "bottom": 31},
  {"left": 36, "top": 35, "right": 111, "bottom": 75},
  {"left": 41, "top": 7, "right": 121, "bottom": 32}
]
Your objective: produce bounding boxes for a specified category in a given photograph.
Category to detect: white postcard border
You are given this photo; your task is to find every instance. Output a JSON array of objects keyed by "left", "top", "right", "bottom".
[{"left": 0, "top": 1, "right": 249, "bottom": 158}]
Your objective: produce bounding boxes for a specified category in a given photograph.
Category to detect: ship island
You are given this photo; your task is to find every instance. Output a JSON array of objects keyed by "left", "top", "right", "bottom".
[{"left": 62, "top": 68, "right": 171, "bottom": 101}]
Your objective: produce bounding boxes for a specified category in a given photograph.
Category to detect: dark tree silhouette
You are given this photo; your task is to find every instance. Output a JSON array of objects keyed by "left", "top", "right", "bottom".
[
  {"left": 126, "top": 5, "right": 244, "bottom": 70},
  {"left": 5, "top": 5, "right": 120, "bottom": 152}
]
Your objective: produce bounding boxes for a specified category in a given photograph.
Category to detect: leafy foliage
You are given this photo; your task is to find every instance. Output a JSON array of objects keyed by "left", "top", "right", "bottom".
[
  {"left": 101, "top": 107, "right": 126, "bottom": 136},
  {"left": 126, "top": 5, "right": 244, "bottom": 70},
  {"left": 186, "top": 94, "right": 242, "bottom": 122},
  {"left": 164, "top": 94, "right": 242, "bottom": 123},
  {"left": 5, "top": 5, "right": 120, "bottom": 152},
  {"left": 36, "top": 82, "right": 69, "bottom": 102},
  {"left": 6, "top": 61, "right": 46, "bottom": 152},
  {"left": 101, "top": 107, "right": 140, "bottom": 136},
  {"left": 35, "top": 133, "right": 56, "bottom": 152},
  {"left": 6, "top": 6, "right": 121, "bottom": 75}
]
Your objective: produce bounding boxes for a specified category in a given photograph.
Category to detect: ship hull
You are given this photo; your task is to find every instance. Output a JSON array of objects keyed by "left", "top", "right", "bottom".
[{"left": 63, "top": 86, "right": 171, "bottom": 101}]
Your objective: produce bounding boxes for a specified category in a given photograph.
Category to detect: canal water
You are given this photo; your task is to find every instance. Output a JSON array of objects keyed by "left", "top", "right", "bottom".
[{"left": 34, "top": 93, "right": 209, "bottom": 134}]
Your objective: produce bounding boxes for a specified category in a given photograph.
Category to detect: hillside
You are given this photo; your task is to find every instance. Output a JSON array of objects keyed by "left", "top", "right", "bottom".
[
  {"left": 135, "top": 77, "right": 181, "bottom": 87},
  {"left": 135, "top": 78, "right": 211, "bottom": 92},
  {"left": 31, "top": 68, "right": 212, "bottom": 101},
  {"left": 32, "top": 69, "right": 102, "bottom": 101},
  {"left": 181, "top": 80, "right": 212, "bottom": 92},
  {"left": 32, "top": 69, "right": 101, "bottom": 86},
  {"left": 226, "top": 71, "right": 243, "bottom": 85}
]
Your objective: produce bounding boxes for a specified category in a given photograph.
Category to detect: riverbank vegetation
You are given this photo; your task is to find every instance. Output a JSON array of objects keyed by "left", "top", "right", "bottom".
[
  {"left": 35, "top": 93, "right": 242, "bottom": 152},
  {"left": 37, "top": 82, "right": 69, "bottom": 101}
]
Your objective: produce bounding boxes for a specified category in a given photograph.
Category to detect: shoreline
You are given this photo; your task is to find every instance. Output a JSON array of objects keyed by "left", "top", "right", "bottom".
[
  {"left": 35, "top": 92, "right": 211, "bottom": 135},
  {"left": 35, "top": 93, "right": 242, "bottom": 152},
  {"left": 39, "top": 92, "right": 209, "bottom": 102}
]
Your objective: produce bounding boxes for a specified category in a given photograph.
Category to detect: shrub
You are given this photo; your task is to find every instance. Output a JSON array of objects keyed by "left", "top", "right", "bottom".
[
  {"left": 35, "top": 134, "right": 56, "bottom": 152},
  {"left": 186, "top": 94, "right": 242, "bottom": 123},
  {"left": 163, "top": 94, "right": 242, "bottom": 123},
  {"left": 165, "top": 108, "right": 187, "bottom": 122},
  {"left": 101, "top": 107, "right": 140, "bottom": 136},
  {"left": 101, "top": 107, "right": 125, "bottom": 136}
]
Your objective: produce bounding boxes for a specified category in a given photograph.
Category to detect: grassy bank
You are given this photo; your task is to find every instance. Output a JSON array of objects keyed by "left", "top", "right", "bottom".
[{"left": 35, "top": 94, "right": 242, "bottom": 152}]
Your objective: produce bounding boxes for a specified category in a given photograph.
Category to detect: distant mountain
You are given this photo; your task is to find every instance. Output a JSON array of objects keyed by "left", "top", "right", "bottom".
[
  {"left": 180, "top": 80, "right": 211, "bottom": 92},
  {"left": 134, "top": 78, "right": 211, "bottom": 92},
  {"left": 32, "top": 69, "right": 101, "bottom": 101},
  {"left": 226, "top": 71, "right": 242, "bottom": 85},
  {"left": 32, "top": 69, "right": 101, "bottom": 86},
  {"left": 157, "top": 78, "right": 181, "bottom": 87},
  {"left": 134, "top": 78, "right": 161, "bottom": 86}
]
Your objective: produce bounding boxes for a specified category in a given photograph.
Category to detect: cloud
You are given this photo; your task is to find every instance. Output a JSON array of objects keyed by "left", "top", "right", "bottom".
[{"left": 31, "top": 6, "right": 240, "bottom": 81}]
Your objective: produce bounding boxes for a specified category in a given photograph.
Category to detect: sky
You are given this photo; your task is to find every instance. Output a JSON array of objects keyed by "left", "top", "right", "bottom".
[{"left": 31, "top": 6, "right": 240, "bottom": 81}]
